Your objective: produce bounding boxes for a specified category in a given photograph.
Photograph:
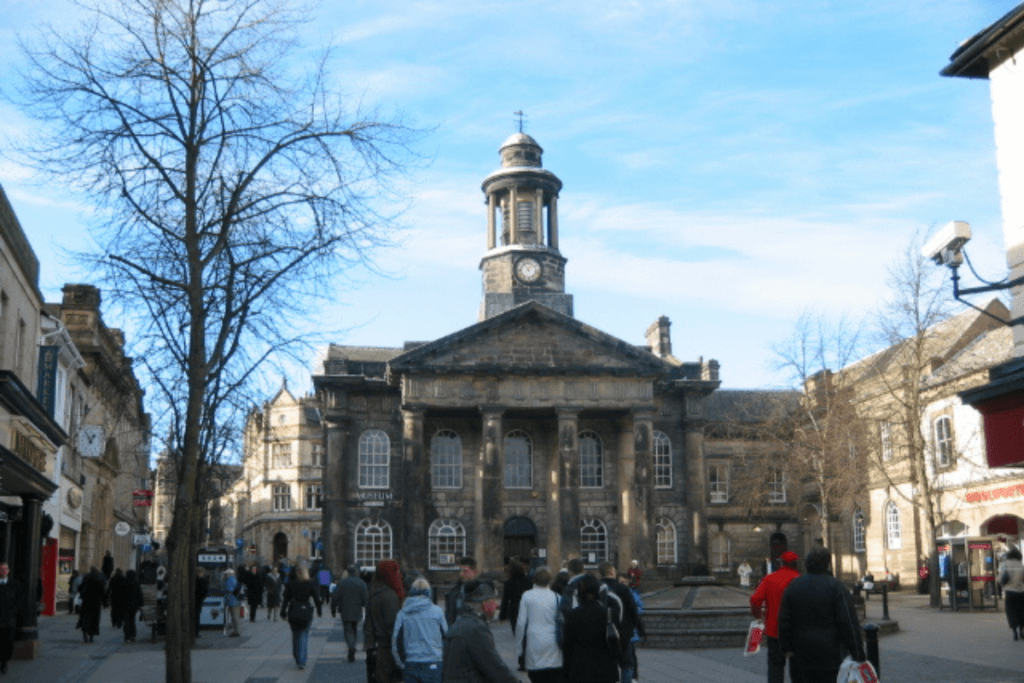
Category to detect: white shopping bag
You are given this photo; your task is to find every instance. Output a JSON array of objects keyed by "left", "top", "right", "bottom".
[
  {"left": 743, "top": 619, "right": 765, "bottom": 656},
  {"left": 837, "top": 656, "right": 879, "bottom": 683}
]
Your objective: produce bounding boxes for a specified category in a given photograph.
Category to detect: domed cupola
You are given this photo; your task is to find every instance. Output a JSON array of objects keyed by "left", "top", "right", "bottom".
[{"left": 479, "top": 131, "right": 572, "bottom": 320}]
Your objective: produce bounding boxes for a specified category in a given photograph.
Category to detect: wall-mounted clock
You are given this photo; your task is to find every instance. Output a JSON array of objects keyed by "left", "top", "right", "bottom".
[
  {"left": 78, "top": 425, "right": 105, "bottom": 458},
  {"left": 515, "top": 257, "right": 541, "bottom": 283}
]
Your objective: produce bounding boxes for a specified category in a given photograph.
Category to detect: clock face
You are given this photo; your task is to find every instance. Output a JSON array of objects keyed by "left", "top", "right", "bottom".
[
  {"left": 78, "top": 425, "right": 105, "bottom": 458},
  {"left": 516, "top": 258, "right": 541, "bottom": 283}
]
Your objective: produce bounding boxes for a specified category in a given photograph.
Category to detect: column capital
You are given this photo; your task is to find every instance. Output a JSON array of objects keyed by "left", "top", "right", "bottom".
[
  {"left": 555, "top": 407, "right": 582, "bottom": 420},
  {"left": 630, "top": 406, "right": 657, "bottom": 421},
  {"left": 322, "top": 414, "right": 351, "bottom": 430},
  {"left": 400, "top": 403, "right": 428, "bottom": 415},
  {"left": 479, "top": 405, "right": 506, "bottom": 417}
]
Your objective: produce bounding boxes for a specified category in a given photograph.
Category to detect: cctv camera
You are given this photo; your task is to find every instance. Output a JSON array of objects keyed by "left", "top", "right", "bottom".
[{"left": 923, "top": 221, "right": 972, "bottom": 266}]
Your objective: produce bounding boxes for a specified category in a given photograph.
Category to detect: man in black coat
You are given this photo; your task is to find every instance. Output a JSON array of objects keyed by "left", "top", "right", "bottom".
[
  {"left": 0, "top": 563, "right": 19, "bottom": 674},
  {"left": 599, "top": 561, "right": 642, "bottom": 683},
  {"left": 442, "top": 580, "right": 518, "bottom": 683},
  {"left": 778, "top": 547, "right": 866, "bottom": 683}
]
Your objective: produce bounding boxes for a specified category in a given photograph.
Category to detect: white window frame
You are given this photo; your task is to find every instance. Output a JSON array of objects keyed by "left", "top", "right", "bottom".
[
  {"left": 272, "top": 484, "right": 291, "bottom": 511},
  {"left": 934, "top": 416, "right": 953, "bottom": 467},
  {"left": 503, "top": 430, "right": 533, "bottom": 489},
  {"left": 431, "top": 430, "right": 463, "bottom": 489},
  {"left": 579, "top": 431, "right": 603, "bottom": 488},
  {"left": 853, "top": 510, "right": 866, "bottom": 553},
  {"left": 886, "top": 502, "right": 901, "bottom": 550},
  {"left": 358, "top": 430, "right": 391, "bottom": 489},
  {"left": 354, "top": 518, "right": 392, "bottom": 571},
  {"left": 768, "top": 469, "right": 786, "bottom": 504},
  {"left": 304, "top": 484, "right": 322, "bottom": 511},
  {"left": 656, "top": 517, "right": 677, "bottom": 565},
  {"left": 653, "top": 431, "right": 672, "bottom": 488},
  {"left": 880, "top": 421, "right": 893, "bottom": 462},
  {"left": 709, "top": 463, "right": 729, "bottom": 504},
  {"left": 580, "top": 518, "right": 608, "bottom": 567},
  {"left": 428, "top": 519, "right": 466, "bottom": 570}
]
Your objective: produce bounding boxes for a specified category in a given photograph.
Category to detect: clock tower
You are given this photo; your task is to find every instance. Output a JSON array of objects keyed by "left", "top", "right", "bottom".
[{"left": 479, "top": 132, "right": 573, "bottom": 320}]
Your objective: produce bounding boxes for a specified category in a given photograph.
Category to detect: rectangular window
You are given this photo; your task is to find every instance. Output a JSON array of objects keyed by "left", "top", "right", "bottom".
[
  {"left": 935, "top": 416, "right": 953, "bottom": 467},
  {"left": 273, "top": 484, "right": 291, "bottom": 511},
  {"left": 311, "top": 444, "right": 324, "bottom": 467},
  {"left": 880, "top": 421, "right": 893, "bottom": 461},
  {"left": 304, "top": 484, "right": 322, "bottom": 510},
  {"left": 768, "top": 470, "right": 786, "bottom": 504},
  {"left": 708, "top": 464, "right": 729, "bottom": 504},
  {"left": 653, "top": 432, "right": 672, "bottom": 489},
  {"left": 272, "top": 442, "right": 291, "bottom": 468},
  {"left": 711, "top": 535, "right": 730, "bottom": 571}
]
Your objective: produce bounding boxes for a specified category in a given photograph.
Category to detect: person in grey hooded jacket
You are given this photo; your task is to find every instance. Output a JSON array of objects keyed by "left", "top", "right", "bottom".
[
  {"left": 442, "top": 580, "right": 519, "bottom": 683},
  {"left": 393, "top": 578, "right": 447, "bottom": 683}
]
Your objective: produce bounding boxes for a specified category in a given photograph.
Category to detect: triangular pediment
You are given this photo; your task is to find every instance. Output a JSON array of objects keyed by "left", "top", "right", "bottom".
[{"left": 388, "top": 301, "right": 672, "bottom": 377}]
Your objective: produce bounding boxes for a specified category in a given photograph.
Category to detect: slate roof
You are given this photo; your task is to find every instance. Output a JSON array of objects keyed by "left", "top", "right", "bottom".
[
  {"left": 923, "top": 325, "right": 1012, "bottom": 390},
  {"left": 702, "top": 389, "right": 800, "bottom": 423}
]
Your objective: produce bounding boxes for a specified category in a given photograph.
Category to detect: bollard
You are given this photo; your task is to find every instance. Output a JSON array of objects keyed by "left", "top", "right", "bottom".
[
  {"left": 863, "top": 623, "right": 881, "bottom": 680},
  {"left": 881, "top": 584, "right": 890, "bottom": 621}
]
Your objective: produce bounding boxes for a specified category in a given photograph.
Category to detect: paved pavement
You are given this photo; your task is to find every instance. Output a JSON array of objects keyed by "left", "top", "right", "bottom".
[{"left": 4, "top": 592, "right": 1023, "bottom": 682}]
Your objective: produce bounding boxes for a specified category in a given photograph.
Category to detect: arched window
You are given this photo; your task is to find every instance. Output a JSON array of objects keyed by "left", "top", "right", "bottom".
[
  {"left": 886, "top": 502, "right": 901, "bottom": 550},
  {"left": 504, "top": 430, "right": 533, "bottom": 489},
  {"left": 358, "top": 430, "right": 390, "bottom": 489},
  {"left": 653, "top": 431, "right": 673, "bottom": 488},
  {"left": 579, "top": 431, "right": 603, "bottom": 488},
  {"left": 580, "top": 518, "right": 608, "bottom": 566},
  {"left": 934, "top": 416, "right": 953, "bottom": 467},
  {"left": 431, "top": 430, "right": 463, "bottom": 488},
  {"left": 354, "top": 518, "right": 392, "bottom": 570},
  {"left": 853, "top": 510, "right": 866, "bottom": 552},
  {"left": 428, "top": 519, "right": 466, "bottom": 569},
  {"left": 656, "top": 517, "right": 677, "bottom": 565}
]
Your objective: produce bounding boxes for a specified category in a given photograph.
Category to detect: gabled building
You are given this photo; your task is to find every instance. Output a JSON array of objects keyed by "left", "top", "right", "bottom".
[{"left": 313, "top": 132, "right": 742, "bottom": 581}]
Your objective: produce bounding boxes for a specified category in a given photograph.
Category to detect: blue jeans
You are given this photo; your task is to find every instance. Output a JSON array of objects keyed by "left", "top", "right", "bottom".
[
  {"left": 403, "top": 661, "right": 442, "bottom": 683},
  {"left": 620, "top": 641, "right": 636, "bottom": 683},
  {"left": 292, "top": 623, "right": 310, "bottom": 666}
]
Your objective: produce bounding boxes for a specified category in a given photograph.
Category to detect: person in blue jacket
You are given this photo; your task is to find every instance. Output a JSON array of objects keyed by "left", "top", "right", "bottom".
[
  {"left": 393, "top": 578, "right": 447, "bottom": 683},
  {"left": 224, "top": 568, "right": 242, "bottom": 637}
]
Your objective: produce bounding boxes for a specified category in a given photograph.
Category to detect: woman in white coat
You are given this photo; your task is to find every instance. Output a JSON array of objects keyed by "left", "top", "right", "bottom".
[{"left": 514, "top": 567, "right": 565, "bottom": 683}]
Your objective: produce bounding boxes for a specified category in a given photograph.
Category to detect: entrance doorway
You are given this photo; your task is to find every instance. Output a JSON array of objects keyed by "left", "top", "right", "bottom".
[
  {"left": 273, "top": 532, "right": 288, "bottom": 561},
  {"left": 503, "top": 516, "right": 537, "bottom": 565}
]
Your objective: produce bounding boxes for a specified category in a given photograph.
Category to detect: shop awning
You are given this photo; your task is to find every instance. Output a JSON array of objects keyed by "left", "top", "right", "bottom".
[{"left": 960, "top": 357, "right": 1024, "bottom": 468}]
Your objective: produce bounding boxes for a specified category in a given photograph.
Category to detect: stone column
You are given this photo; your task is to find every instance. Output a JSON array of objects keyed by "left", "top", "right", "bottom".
[
  {"left": 480, "top": 409, "right": 504, "bottom": 569},
  {"left": 401, "top": 407, "right": 427, "bottom": 570},
  {"left": 630, "top": 409, "right": 655, "bottom": 567},
  {"left": 509, "top": 187, "right": 519, "bottom": 245},
  {"left": 534, "top": 191, "right": 543, "bottom": 245},
  {"left": 15, "top": 495, "right": 44, "bottom": 658},
  {"left": 549, "top": 195, "right": 559, "bottom": 249},
  {"left": 556, "top": 409, "right": 580, "bottom": 565},
  {"left": 322, "top": 415, "right": 350, "bottom": 573},
  {"left": 685, "top": 422, "right": 708, "bottom": 572},
  {"left": 487, "top": 194, "right": 497, "bottom": 250}
]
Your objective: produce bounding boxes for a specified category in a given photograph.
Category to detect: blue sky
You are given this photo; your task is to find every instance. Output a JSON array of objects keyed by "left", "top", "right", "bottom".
[{"left": 0, "top": 0, "right": 1017, "bottom": 391}]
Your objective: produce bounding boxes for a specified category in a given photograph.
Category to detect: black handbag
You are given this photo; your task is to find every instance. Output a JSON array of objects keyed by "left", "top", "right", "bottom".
[{"left": 288, "top": 599, "right": 314, "bottom": 627}]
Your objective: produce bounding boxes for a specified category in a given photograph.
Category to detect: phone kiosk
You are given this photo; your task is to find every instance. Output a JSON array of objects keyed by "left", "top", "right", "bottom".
[{"left": 937, "top": 536, "right": 999, "bottom": 612}]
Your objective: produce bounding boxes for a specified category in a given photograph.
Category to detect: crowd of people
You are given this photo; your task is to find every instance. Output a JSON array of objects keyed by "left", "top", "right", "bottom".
[{"left": 67, "top": 551, "right": 145, "bottom": 646}]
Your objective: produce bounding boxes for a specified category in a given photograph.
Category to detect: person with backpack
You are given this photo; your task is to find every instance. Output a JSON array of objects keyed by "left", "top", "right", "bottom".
[
  {"left": 392, "top": 577, "right": 447, "bottom": 683},
  {"left": 598, "top": 562, "right": 640, "bottom": 683},
  {"left": 562, "top": 574, "right": 620, "bottom": 683},
  {"left": 281, "top": 565, "right": 323, "bottom": 670},
  {"left": 223, "top": 568, "right": 242, "bottom": 637}
]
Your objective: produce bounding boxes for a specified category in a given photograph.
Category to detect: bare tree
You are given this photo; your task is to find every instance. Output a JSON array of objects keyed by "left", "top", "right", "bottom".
[
  {"left": 10, "top": 1, "right": 420, "bottom": 680},
  {"left": 857, "top": 234, "right": 955, "bottom": 606},
  {"left": 769, "top": 312, "right": 869, "bottom": 552}
]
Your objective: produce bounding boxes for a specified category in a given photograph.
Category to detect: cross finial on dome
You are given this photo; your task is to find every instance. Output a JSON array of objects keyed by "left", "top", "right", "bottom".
[{"left": 513, "top": 110, "right": 527, "bottom": 133}]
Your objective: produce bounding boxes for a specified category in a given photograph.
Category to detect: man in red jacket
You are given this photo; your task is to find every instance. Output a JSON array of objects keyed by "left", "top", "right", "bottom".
[{"left": 750, "top": 550, "right": 801, "bottom": 683}]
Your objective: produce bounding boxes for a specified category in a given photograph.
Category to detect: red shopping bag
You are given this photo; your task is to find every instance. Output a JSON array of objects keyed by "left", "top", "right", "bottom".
[{"left": 743, "top": 620, "right": 764, "bottom": 656}]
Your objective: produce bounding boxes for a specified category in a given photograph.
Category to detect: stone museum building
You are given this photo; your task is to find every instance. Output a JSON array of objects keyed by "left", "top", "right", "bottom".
[{"left": 314, "top": 132, "right": 735, "bottom": 580}]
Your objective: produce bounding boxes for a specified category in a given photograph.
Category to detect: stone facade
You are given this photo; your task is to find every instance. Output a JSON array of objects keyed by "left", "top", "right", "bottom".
[{"left": 310, "top": 134, "right": 818, "bottom": 585}]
